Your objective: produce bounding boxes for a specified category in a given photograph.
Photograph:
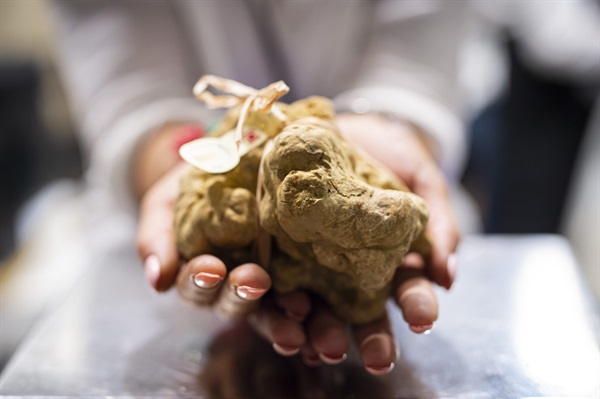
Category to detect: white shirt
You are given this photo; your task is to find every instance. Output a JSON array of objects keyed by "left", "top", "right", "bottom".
[{"left": 51, "top": 0, "right": 468, "bottom": 227}]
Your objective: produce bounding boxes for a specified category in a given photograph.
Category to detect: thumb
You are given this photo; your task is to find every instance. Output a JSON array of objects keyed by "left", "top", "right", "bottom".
[{"left": 136, "top": 166, "right": 186, "bottom": 292}]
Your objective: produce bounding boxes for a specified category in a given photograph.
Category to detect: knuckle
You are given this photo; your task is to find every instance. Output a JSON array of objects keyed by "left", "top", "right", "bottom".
[{"left": 177, "top": 288, "right": 214, "bottom": 309}]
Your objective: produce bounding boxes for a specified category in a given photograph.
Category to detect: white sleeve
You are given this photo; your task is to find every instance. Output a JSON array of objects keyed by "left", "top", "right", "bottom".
[
  {"left": 51, "top": 1, "right": 217, "bottom": 212},
  {"left": 334, "top": 0, "right": 468, "bottom": 181}
]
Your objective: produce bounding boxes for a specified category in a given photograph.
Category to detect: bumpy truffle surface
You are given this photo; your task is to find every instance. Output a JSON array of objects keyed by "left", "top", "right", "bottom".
[{"left": 174, "top": 97, "right": 429, "bottom": 323}]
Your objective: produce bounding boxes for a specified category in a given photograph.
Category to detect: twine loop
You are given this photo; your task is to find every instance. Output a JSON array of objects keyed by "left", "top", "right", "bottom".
[{"left": 193, "top": 75, "right": 289, "bottom": 148}]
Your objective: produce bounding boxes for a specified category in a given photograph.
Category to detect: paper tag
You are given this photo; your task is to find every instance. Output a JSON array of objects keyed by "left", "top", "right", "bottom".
[
  {"left": 179, "top": 128, "right": 268, "bottom": 174},
  {"left": 233, "top": 128, "right": 268, "bottom": 155}
]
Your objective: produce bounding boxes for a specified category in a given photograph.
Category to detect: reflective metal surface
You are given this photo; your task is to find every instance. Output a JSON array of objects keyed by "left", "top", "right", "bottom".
[{"left": 1, "top": 235, "right": 599, "bottom": 398}]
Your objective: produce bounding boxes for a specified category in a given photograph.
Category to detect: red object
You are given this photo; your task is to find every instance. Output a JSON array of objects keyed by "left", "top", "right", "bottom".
[
  {"left": 172, "top": 124, "right": 206, "bottom": 153},
  {"left": 246, "top": 130, "right": 257, "bottom": 142}
]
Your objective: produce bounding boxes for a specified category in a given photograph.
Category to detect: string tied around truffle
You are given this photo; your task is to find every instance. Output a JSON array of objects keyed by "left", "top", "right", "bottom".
[
  {"left": 193, "top": 75, "right": 289, "bottom": 148},
  {"left": 180, "top": 76, "right": 346, "bottom": 268},
  {"left": 179, "top": 75, "right": 290, "bottom": 174}
]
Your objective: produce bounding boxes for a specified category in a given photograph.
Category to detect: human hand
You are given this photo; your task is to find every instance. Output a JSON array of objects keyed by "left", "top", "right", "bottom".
[
  {"left": 246, "top": 113, "right": 459, "bottom": 375},
  {"left": 135, "top": 129, "right": 271, "bottom": 318},
  {"left": 336, "top": 113, "right": 460, "bottom": 289},
  {"left": 134, "top": 113, "right": 459, "bottom": 376}
]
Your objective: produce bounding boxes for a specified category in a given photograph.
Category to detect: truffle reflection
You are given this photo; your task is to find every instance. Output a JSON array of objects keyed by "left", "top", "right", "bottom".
[{"left": 199, "top": 321, "right": 392, "bottom": 399}]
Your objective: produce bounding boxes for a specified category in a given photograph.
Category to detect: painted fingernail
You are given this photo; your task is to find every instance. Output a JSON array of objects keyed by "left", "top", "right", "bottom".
[
  {"left": 361, "top": 334, "right": 395, "bottom": 371},
  {"left": 366, "top": 362, "right": 395, "bottom": 376},
  {"left": 144, "top": 255, "right": 161, "bottom": 291},
  {"left": 273, "top": 343, "right": 300, "bottom": 356},
  {"left": 193, "top": 272, "right": 223, "bottom": 289},
  {"left": 410, "top": 324, "right": 434, "bottom": 334},
  {"left": 318, "top": 352, "right": 347, "bottom": 365},
  {"left": 234, "top": 285, "right": 267, "bottom": 300},
  {"left": 447, "top": 252, "right": 457, "bottom": 289}
]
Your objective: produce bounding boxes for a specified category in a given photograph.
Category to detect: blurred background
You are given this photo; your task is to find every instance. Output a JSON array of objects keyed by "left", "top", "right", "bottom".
[
  {"left": 1, "top": 0, "right": 86, "bottom": 371},
  {"left": 1, "top": 0, "right": 598, "bottom": 373}
]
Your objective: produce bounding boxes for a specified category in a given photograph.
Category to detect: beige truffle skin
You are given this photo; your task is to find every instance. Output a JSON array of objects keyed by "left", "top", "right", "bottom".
[
  {"left": 259, "top": 116, "right": 429, "bottom": 323},
  {"left": 174, "top": 101, "right": 290, "bottom": 264},
  {"left": 174, "top": 97, "right": 336, "bottom": 263},
  {"left": 174, "top": 147, "right": 262, "bottom": 264},
  {"left": 174, "top": 96, "right": 429, "bottom": 323}
]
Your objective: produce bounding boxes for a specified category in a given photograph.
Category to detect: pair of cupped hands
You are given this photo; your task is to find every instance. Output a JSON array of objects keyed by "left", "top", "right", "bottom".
[{"left": 135, "top": 114, "right": 460, "bottom": 376}]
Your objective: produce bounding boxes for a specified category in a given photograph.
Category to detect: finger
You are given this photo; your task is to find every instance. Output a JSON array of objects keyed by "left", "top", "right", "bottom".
[
  {"left": 394, "top": 260, "right": 439, "bottom": 332},
  {"left": 248, "top": 306, "right": 306, "bottom": 356},
  {"left": 213, "top": 263, "right": 271, "bottom": 319},
  {"left": 306, "top": 305, "right": 349, "bottom": 365},
  {"left": 353, "top": 314, "right": 397, "bottom": 376},
  {"left": 176, "top": 255, "right": 227, "bottom": 306},
  {"left": 300, "top": 343, "right": 321, "bottom": 367},
  {"left": 136, "top": 165, "right": 188, "bottom": 292},
  {"left": 408, "top": 162, "right": 460, "bottom": 289},
  {"left": 275, "top": 291, "right": 311, "bottom": 322}
]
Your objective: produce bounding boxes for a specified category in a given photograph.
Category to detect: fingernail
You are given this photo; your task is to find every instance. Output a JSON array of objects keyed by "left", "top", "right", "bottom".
[
  {"left": 360, "top": 334, "right": 395, "bottom": 371},
  {"left": 447, "top": 252, "right": 457, "bottom": 289},
  {"left": 410, "top": 324, "right": 434, "bottom": 334},
  {"left": 234, "top": 285, "right": 267, "bottom": 300},
  {"left": 318, "top": 352, "right": 347, "bottom": 365},
  {"left": 285, "top": 309, "right": 305, "bottom": 322},
  {"left": 272, "top": 343, "right": 300, "bottom": 356},
  {"left": 193, "top": 272, "right": 223, "bottom": 289},
  {"left": 144, "top": 255, "right": 161, "bottom": 291},
  {"left": 366, "top": 362, "right": 395, "bottom": 376}
]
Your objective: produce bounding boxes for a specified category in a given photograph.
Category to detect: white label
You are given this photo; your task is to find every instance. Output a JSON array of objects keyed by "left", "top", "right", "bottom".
[
  {"left": 179, "top": 137, "right": 240, "bottom": 174},
  {"left": 231, "top": 128, "right": 268, "bottom": 156},
  {"left": 179, "top": 128, "right": 268, "bottom": 174}
]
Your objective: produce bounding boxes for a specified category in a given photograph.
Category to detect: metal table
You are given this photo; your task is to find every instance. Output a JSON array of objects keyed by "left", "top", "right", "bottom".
[{"left": 1, "top": 235, "right": 599, "bottom": 398}]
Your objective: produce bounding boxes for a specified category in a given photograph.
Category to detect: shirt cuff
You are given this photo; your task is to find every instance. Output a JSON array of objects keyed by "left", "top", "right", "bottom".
[{"left": 334, "top": 86, "right": 466, "bottom": 181}]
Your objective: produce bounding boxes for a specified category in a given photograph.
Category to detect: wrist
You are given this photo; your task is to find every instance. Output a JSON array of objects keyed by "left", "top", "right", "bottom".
[
  {"left": 338, "top": 112, "right": 438, "bottom": 161},
  {"left": 134, "top": 123, "right": 205, "bottom": 199},
  {"left": 379, "top": 114, "right": 437, "bottom": 160}
]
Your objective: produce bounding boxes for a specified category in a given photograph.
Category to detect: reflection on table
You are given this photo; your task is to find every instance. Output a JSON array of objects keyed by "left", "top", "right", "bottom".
[{"left": 0, "top": 235, "right": 598, "bottom": 398}]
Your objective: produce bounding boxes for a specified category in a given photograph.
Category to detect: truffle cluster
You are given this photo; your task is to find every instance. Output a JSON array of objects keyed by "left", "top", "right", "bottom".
[{"left": 175, "top": 97, "right": 429, "bottom": 323}]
